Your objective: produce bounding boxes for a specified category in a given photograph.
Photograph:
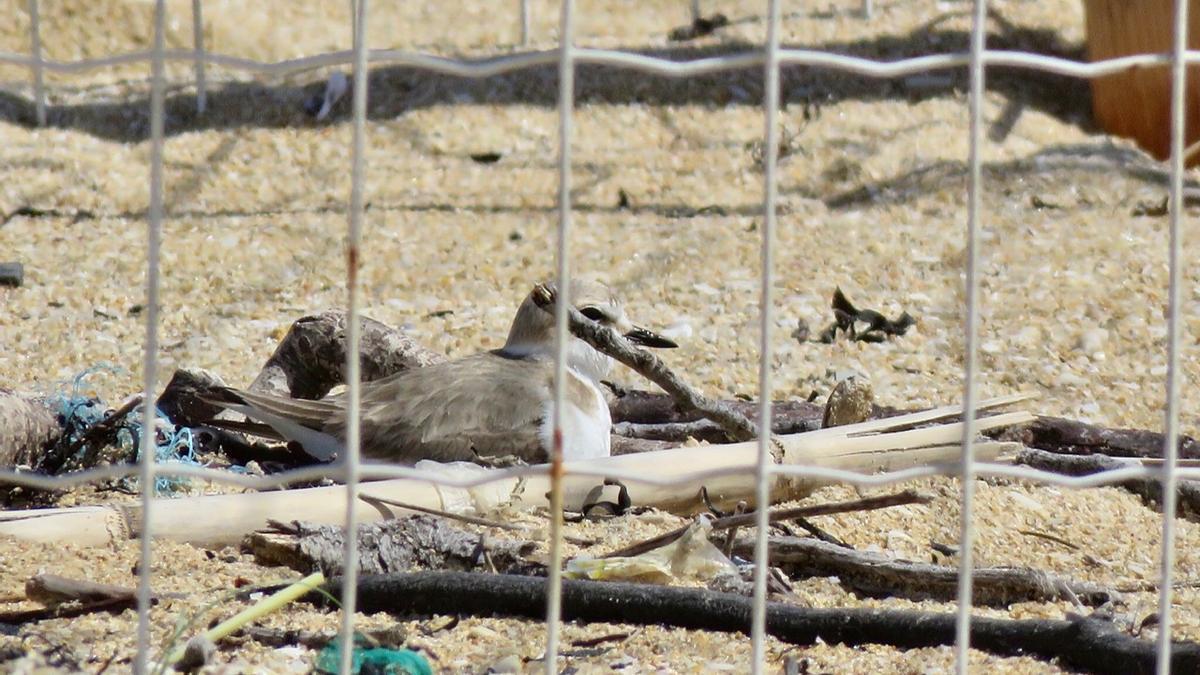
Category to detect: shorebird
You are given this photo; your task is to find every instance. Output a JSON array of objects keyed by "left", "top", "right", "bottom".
[{"left": 204, "top": 280, "right": 677, "bottom": 464}]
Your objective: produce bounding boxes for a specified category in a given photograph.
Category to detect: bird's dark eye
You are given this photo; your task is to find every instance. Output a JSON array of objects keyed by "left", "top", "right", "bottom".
[{"left": 579, "top": 306, "right": 606, "bottom": 321}]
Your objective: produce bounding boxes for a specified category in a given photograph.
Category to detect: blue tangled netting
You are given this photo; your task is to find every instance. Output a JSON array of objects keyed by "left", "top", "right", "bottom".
[{"left": 49, "top": 365, "right": 199, "bottom": 495}]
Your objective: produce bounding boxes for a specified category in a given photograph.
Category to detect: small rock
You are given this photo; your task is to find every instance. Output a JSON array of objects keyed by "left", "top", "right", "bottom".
[
  {"left": 488, "top": 654, "right": 522, "bottom": 673},
  {"left": 822, "top": 377, "right": 874, "bottom": 428},
  {"left": 1055, "top": 371, "right": 1088, "bottom": 388},
  {"left": 1013, "top": 325, "right": 1042, "bottom": 349},
  {"left": 1076, "top": 328, "right": 1109, "bottom": 354},
  {"left": 0, "top": 261, "right": 24, "bottom": 287},
  {"left": 661, "top": 320, "right": 693, "bottom": 341},
  {"left": 791, "top": 317, "right": 810, "bottom": 342},
  {"left": 468, "top": 625, "right": 501, "bottom": 641},
  {"left": 177, "top": 635, "right": 216, "bottom": 672}
]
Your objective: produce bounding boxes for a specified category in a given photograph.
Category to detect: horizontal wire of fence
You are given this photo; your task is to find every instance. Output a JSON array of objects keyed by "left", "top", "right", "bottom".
[
  {"left": 0, "top": 47, "right": 1193, "bottom": 81},
  {"left": 1, "top": 460, "right": 1196, "bottom": 501}
]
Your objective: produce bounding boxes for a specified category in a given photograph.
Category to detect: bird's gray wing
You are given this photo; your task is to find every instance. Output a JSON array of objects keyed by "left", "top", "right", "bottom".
[
  {"left": 325, "top": 352, "right": 554, "bottom": 464},
  {"left": 201, "top": 386, "right": 345, "bottom": 461}
]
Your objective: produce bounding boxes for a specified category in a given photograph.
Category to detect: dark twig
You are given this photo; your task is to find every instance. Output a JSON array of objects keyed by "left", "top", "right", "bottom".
[
  {"left": 0, "top": 596, "right": 140, "bottom": 624},
  {"left": 1015, "top": 448, "right": 1200, "bottom": 517},
  {"left": 325, "top": 571, "right": 1200, "bottom": 673},
  {"left": 602, "top": 489, "right": 930, "bottom": 559},
  {"left": 731, "top": 536, "right": 1118, "bottom": 607},
  {"left": 530, "top": 283, "right": 758, "bottom": 442},
  {"left": 721, "top": 501, "right": 748, "bottom": 557},
  {"left": 790, "top": 516, "right": 852, "bottom": 549}
]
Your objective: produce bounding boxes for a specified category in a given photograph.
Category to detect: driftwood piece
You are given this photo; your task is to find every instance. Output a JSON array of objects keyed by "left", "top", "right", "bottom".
[
  {"left": 0, "top": 596, "right": 139, "bottom": 625},
  {"left": 1016, "top": 448, "right": 1200, "bottom": 517},
  {"left": 246, "top": 309, "right": 445, "bottom": 400},
  {"left": 529, "top": 282, "right": 759, "bottom": 443},
  {"left": 0, "top": 391, "right": 60, "bottom": 468},
  {"left": 995, "top": 415, "right": 1200, "bottom": 460},
  {"left": 730, "top": 536, "right": 1117, "bottom": 606},
  {"left": 323, "top": 571, "right": 1200, "bottom": 673},
  {"left": 24, "top": 574, "right": 141, "bottom": 605},
  {"left": 244, "top": 515, "right": 538, "bottom": 576}
]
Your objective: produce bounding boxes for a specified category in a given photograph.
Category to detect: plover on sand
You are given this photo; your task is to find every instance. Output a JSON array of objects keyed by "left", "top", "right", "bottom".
[{"left": 204, "top": 280, "right": 676, "bottom": 464}]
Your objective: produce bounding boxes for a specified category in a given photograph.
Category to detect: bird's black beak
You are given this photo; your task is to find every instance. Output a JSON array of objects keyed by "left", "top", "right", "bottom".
[{"left": 624, "top": 326, "right": 678, "bottom": 348}]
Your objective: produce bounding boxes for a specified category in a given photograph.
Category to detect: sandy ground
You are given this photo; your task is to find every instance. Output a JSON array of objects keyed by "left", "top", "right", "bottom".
[{"left": 2, "top": 0, "right": 1199, "bottom": 672}]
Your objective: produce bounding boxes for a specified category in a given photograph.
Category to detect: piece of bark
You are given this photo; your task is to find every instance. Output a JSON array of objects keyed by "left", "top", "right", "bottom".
[
  {"left": 246, "top": 309, "right": 445, "bottom": 400},
  {"left": 995, "top": 415, "right": 1200, "bottom": 460},
  {"left": 0, "top": 391, "right": 61, "bottom": 468},
  {"left": 529, "top": 283, "right": 759, "bottom": 443},
  {"left": 1015, "top": 448, "right": 1200, "bottom": 517},
  {"left": 322, "top": 571, "right": 1200, "bottom": 673},
  {"left": 731, "top": 536, "right": 1117, "bottom": 607},
  {"left": 157, "top": 368, "right": 229, "bottom": 428},
  {"left": 244, "top": 515, "right": 539, "bottom": 576}
]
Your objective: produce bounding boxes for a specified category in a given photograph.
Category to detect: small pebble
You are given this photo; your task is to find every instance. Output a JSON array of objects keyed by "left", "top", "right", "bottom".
[
  {"left": 1076, "top": 328, "right": 1108, "bottom": 354},
  {"left": 0, "top": 261, "right": 23, "bottom": 287},
  {"left": 468, "top": 625, "right": 501, "bottom": 641},
  {"left": 661, "top": 319, "right": 693, "bottom": 341},
  {"left": 822, "top": 376, "right": 874, "bottom": 428},
  {"left": 177, "top": 635, "right": 216, "bottom": 672},
  {"left": 791, "top": 317, "right": 810, "bottom": 342},
  {"left": 1013, "top": 325, "right": 1042, "bottom": 349},
  {"left": 487, "top": 654, "right": 522, "bottom": 673}
]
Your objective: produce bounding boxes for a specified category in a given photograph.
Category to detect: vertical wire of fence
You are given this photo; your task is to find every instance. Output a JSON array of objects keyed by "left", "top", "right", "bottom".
[
  {"left": 519, "top": 0, "right": 530, "bottom": 45},
  {"left": 336, "top": 0, "right": 372, "bottom": 672},
  {"left": 749, "top": 0, "right": 783, "bottom": 670},
  {"left": 952, "top": 0, "right": 989, "bottom": 669},
  {"left": 1157, "top": 0, "right": 1190, "bottom": 670},
  {"left": 191, "top": 0, "right": 207, "bottom": 114},
  {"left": 26, "top": 0, "right": 45, "bottom": 126},
  {"left": 134, "top": 1, "right": 167, "bottom": 673},
  {"left": 544, "top": 0, "right": 577, "bottom": 668}
]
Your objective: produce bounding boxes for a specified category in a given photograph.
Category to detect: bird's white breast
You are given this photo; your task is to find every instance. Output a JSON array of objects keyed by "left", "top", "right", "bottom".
[{"left": 538, "top": 369, "right": 612, "bottom": 461}]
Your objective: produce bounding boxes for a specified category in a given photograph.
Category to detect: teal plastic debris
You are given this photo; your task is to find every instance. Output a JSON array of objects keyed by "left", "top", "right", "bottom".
[
  {"left": 315, "top": 635, "right": 433, "bottom": 675},
  {"left": 50, "top": 365, "right": 198, "bottom": 495}
]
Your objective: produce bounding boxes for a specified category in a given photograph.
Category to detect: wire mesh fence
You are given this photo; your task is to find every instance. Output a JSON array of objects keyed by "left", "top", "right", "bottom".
[{"left": 0, "top": 0, "right": 1193, "bottom": 673}]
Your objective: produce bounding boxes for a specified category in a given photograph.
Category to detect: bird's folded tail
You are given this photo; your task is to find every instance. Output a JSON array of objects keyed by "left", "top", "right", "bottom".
[{"left": 199, "top": 386, "right": 344, "bottom": 462}]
